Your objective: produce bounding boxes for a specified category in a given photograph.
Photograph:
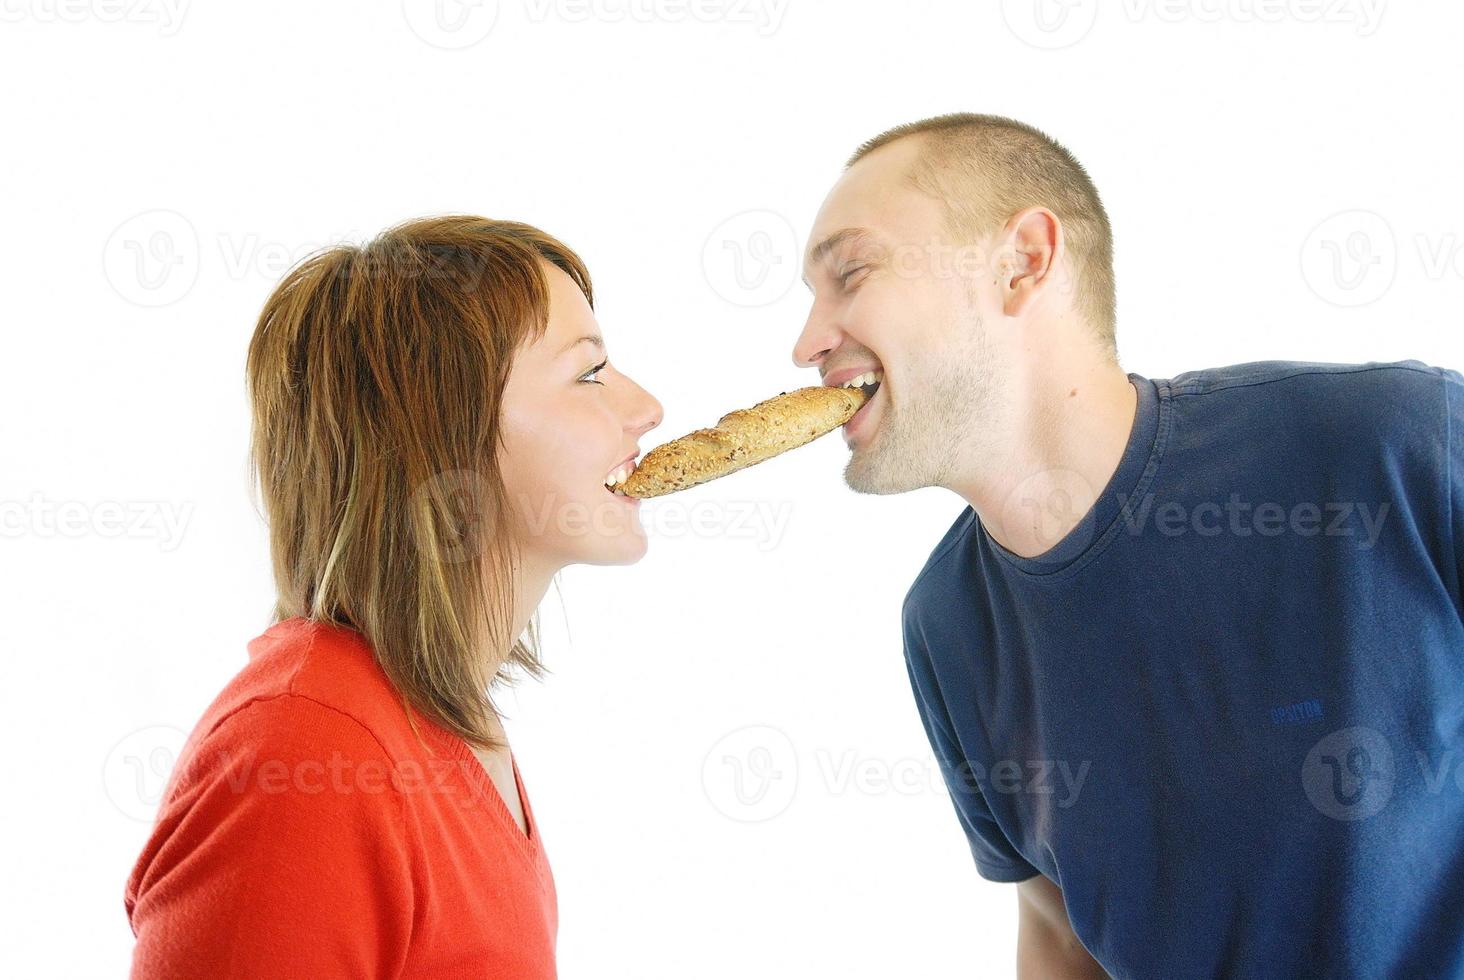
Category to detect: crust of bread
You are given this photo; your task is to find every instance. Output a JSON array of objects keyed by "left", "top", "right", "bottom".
[{"left": 619, "top": 385, "right": 870, "bottom": 498}]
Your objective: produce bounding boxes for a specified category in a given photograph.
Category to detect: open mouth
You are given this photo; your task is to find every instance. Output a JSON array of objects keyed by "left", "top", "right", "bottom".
[
  {"left": 838, "top": 369, "right": 884, "bottom": 432},
  {"left": 838, "top": 369, "right": 883, "bottom": 402},
  {"left": 604, "top": 458, "right": 638, "bottom": 497}
]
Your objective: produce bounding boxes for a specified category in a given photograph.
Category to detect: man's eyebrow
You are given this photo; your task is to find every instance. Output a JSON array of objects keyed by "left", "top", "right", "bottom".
[
  {"left": 559, "top": 335, "right": 605, "bottom": 356},
  {"left": 801, "top": 228, "right": 872, "bottom": 290},
  {"left": 805, "top": 228, "right": 871, "bottom": 270}
]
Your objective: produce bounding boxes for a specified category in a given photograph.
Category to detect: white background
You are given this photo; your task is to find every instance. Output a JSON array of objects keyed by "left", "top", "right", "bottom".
[{"left": 3, "top": 1, "right": 1462, "bottom": 977}]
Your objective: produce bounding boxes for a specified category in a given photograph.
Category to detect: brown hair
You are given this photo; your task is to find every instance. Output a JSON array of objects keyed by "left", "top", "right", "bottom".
[
  {"left": 849, "top": 112, "right": 1117, "bottom": 359},
  {"left": 245, "top": 214, "right": 592, "bottom": 752}
]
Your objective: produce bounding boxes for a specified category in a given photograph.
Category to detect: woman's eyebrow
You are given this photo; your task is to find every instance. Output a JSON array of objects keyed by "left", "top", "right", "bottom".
[{"left": 558, "top": 335, "right": 605, "bottom": 356}]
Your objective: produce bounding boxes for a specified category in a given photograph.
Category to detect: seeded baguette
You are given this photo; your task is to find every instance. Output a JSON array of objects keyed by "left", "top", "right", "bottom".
[{"left": 619, "top": 385, "right": 870, "bottom": 498}]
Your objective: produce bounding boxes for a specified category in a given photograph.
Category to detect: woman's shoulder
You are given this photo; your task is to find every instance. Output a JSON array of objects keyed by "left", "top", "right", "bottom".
[
  {"left": 124, "top": 624, "right": 421, "bottom": 974},
  {"left": 189, "top": 616, "right": 440, "bottom": 768}
]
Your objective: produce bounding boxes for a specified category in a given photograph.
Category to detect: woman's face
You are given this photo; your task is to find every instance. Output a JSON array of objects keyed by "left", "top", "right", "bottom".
[{"left": 498, "top": 264, "right": 663, "bottom": 571}]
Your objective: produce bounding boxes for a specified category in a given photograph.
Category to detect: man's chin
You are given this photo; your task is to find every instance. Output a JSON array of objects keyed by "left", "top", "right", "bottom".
[{"left": 844, "top": 446, "right": 923, "bottom": 495}]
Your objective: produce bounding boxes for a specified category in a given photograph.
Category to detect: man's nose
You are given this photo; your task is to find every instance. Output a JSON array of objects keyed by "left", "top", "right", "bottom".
[{"left": 792, "top": 308, "right": 840, "bottom": 370}]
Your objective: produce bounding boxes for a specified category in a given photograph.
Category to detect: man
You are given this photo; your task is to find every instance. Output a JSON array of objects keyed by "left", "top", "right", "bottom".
[{"left": 792, "top": 112, "right": 1464, "bottom": 978}]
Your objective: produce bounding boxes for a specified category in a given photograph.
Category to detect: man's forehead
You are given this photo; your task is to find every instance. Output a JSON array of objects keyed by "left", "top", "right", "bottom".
[
  {"left": 804, "top": 143, "right": 937, "bottom": 268},
  {"left": 803, "top": 191, "right": 941, "bottom": 274}
]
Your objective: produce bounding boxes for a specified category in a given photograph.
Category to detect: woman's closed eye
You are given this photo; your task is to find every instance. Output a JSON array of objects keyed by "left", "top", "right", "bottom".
[{"left": 839, "top": 265, "right": 868, "bottom": 289}]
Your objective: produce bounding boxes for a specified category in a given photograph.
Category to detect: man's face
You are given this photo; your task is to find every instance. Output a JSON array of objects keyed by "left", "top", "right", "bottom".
[{"left": 793, "top": 137, "right": 1002, "bottom": 495}]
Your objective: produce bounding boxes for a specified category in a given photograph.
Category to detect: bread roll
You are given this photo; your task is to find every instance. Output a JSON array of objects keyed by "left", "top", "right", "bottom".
[{"left": 618, "top": 385, "right": 870, "bottom": 498}]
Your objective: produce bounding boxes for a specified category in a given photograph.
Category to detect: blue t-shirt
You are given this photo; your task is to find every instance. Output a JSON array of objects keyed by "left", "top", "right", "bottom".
[{"left": 902, "top": 359, "right": 1464, "bottom": 979}]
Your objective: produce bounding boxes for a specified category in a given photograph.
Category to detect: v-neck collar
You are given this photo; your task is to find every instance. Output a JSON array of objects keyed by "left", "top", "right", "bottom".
[{"left": 418, "top": 713, "right": 544, "bottom": 859}]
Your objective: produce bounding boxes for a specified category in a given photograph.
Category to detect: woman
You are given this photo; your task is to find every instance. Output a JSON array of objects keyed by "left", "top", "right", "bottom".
[{"left": 123, "top": 216, "right": 663, "bottom": 977}]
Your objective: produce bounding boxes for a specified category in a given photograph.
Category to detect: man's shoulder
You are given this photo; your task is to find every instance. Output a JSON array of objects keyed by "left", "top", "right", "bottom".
[
  {"left": 903, "top": 505, "right": 980, "bottom": 624},
  {"left": 1164, "top": 358, "right": 1463, "bottom": 449},
  {"left": 1166, "top": 357, "right": 1460, "bottom": 407}
]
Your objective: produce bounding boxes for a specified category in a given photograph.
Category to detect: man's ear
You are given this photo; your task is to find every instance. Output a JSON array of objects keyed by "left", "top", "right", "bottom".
[{"left": 996, "top": 206, "right": 1064, "bottom": 318}]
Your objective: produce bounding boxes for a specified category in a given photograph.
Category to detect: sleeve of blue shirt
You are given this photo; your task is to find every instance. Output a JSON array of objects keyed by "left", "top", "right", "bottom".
[
  {"left": 1446, "top": 368, "right": 1464, "bottom": 611},
  {"left": 903, "top": 597, "right": 1040, "bottom": 883}
]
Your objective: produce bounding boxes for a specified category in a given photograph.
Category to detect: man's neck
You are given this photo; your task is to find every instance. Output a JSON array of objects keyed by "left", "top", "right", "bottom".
[{"left": 947, "top": 359, "right": 1138, "bottom": 559}]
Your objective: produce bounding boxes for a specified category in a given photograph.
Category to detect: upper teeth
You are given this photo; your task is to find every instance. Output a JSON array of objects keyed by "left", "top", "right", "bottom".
[
  {"left": 605, "top": 462, "right": 635, "bottom": 487},
  {"left": 841, "top": 370, "right": 883, "bottom": 389}
]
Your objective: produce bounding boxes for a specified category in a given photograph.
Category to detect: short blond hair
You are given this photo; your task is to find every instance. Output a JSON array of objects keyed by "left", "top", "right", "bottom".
[{"left": 849, "top": 113, "right": 1116, "bottom": 358}]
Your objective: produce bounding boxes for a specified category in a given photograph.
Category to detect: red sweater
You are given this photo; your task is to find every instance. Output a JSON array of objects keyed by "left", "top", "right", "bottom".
[{"left": 124, "top": 617, "right": 557, "bottom": 978}]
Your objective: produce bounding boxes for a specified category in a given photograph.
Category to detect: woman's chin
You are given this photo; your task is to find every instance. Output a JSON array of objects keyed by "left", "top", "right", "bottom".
[
  {"left": 613, "top": 530, "right": 650, "bottom": 564},
  {"left": 579, "top": 528, "right": 650, "bottom": 567}
]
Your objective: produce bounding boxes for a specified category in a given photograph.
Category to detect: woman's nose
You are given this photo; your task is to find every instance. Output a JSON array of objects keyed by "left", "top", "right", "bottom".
[{"left": 623, "top": 376, "right": 663, "bottom": 436}]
